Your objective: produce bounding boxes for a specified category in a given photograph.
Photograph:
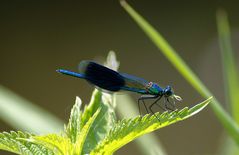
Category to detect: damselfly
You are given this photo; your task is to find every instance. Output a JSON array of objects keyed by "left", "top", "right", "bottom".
[{"left": 57, "top": 61, "right": 182, "bottom": 118}]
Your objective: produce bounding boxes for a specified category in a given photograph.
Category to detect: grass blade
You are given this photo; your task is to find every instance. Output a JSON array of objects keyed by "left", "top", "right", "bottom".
[
  {"left": 216, "top": 10, "right": 239, "bottom": 123},
  {"left": 0, "top": 85, "right": 63, "bottom": 134},
  {"left": 120, "top": 0, "right": 239, "bottom": 145}
]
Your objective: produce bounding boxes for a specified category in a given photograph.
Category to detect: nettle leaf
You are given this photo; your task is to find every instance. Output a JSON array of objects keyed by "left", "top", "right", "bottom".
[
  {"left": 80, "top": 90, "right": 116, "bottom": 154},
  {"left": 90, "top": 97, "right": 212, "bottom": 154},
  {"left": 32, "top": 108, "right": 101, "bottom": 155},
  {"left": 0, "top": 90, "right": 211, "bottom": 155},
  {"left": 65, "top": 96, "right": 82, "bottom": 143},
  {"left": 75, "top": 108, "right": 101, "bottom": 154},
  {"left": 0, "top": 131, "right": 54, "bottom": 155},
  {"left": 0, "top": 90, "right": 115, "bottom": 155},
  {"left": 32, "top": 134, "right": 70, "bottom": 155},
  {"left": 30, "top": 98, "right": 83, "bottom": 155}
]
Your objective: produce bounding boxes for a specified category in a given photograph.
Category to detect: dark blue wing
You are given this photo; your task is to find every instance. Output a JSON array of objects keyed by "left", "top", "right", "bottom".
[
  {"left": 58, "top": 61, "right": 150, "bottom": 94},
  {"left": 78, "top": 61, "right": 125, "bottom": 91}
]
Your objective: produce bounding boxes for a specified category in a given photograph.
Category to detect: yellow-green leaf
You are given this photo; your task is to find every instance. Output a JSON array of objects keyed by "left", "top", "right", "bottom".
[{"left": 91, "top": 97, "right": 212, "bottom": 154}]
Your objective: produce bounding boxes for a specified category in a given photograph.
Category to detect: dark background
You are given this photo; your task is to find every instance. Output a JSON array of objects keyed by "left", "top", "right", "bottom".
[{"left": 0, "top": 0, "right": 239, "bottom": 155}]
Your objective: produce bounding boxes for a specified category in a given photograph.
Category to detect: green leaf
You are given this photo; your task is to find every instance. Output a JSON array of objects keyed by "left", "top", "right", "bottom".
[
  {"left": 120, "top": 0, "right": 239, "bottom": 145},
  {"left": 80, "top": 88, "right": 116, "bottom": 154},
  {"left": 32, "top": 134, "right": 71, "bottom": 155},
  {"left": 31, "top": 135, "right": 66, "bottom": 155},
  {"left": 0, "top": 131, "right": 54, "bottom": 155},
  {"left": 75, "top": 108, "right": 101, "bottom": 155},
  {"left": 216, "top": 10, "right": 239, "bottom": 123},
  {"left": 116, "top": 94, "right": 167, "bottom": 155},
  {"left": 91, "top": 97, "right": 212, "bottom": 154},
  {"left": 32, "top": 106, "right": 101, "bottom": 155},
  {"left": 65, "top": 97, "right": 82, "bottom": 143}
]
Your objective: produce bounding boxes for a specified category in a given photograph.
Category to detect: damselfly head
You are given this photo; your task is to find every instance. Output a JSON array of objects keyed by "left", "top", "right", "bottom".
[
  {"left": 163, "top": 85, "right": 173, "bottom": 97},
  {"left": 164, "top": 85, "right": 182, "bottom": 101}
]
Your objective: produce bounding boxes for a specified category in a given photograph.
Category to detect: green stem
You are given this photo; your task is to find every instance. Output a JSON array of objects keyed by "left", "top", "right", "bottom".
[{"left": 216, "top": 10, "right": 239, "bottom": 123}]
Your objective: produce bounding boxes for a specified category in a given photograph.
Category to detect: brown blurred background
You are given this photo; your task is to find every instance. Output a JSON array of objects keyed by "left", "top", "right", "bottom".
[{"left": 0, "top": 0, "right": 239, "bottom": 155}]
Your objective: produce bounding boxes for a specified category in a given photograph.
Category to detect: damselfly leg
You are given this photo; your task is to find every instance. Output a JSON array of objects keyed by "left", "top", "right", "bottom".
[{"left": 138, "top": 95, "right": 159, "bottom": 116}]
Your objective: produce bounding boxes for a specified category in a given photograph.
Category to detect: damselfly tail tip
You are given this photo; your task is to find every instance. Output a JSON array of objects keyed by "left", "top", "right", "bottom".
[
  {"left": 56, "top": 69, "right": 69, "bottom": 75},
  {"left": 56, "top": 69, "right": 65, "bottom": 74}
]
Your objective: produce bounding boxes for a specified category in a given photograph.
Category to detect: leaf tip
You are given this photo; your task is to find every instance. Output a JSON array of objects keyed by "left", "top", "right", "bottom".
[
  {"left": 206, "top": 96, "right": 213, "bottom": 103},
  {"left": 75, "top": 96, "right": 82, "bottom": 107}
]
